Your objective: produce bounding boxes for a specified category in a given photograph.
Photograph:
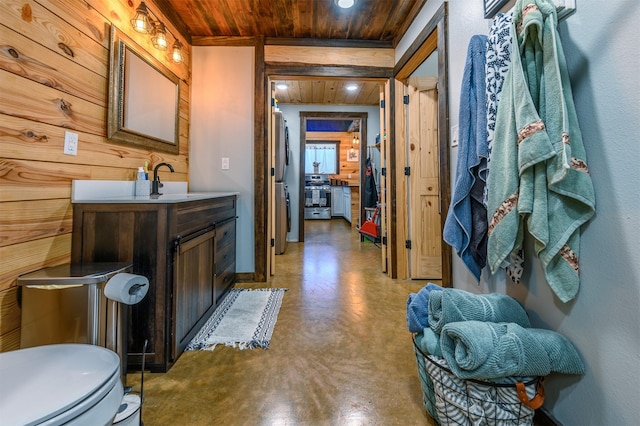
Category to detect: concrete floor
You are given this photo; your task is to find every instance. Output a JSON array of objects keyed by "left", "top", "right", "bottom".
[{"left": 126, "top": 219, "right": 437, "bottom": 425}]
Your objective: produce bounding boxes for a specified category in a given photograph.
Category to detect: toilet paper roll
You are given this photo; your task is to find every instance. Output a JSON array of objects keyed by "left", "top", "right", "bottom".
[{"left": 104, "top": 273, "right": 149, "bottom": 305}]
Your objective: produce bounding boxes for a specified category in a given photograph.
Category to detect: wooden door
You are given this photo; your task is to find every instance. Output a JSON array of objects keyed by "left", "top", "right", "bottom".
[
  {"left": 268, "top": 82, "right": 276, "bottom": 276},
  {"left": 407, "top": 77, "right": 442, "bottom": 279},
  {"left": 379, "top": 83, "right": 388, "bottom": 273}
]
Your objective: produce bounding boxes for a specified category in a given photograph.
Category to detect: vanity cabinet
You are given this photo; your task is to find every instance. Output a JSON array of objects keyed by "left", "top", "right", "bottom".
[{"left": 71, "top": 195, "right": 237, "bottom": 372}]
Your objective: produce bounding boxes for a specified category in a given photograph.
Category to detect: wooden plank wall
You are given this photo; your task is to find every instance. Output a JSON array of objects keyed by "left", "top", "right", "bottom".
[{"left": 0, "top": 0, "right": 191, "bottom": 351}]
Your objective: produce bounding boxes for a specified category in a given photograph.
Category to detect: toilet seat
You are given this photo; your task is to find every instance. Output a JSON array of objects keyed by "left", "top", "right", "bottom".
[{"left": 0, "top": 344, "right": 123, "bottom": 426}]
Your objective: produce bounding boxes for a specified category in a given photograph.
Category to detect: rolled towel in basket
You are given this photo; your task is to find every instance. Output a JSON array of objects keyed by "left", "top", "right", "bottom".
[
  {"left": 420, "top": 328, "right": 443, "bottom": 357},
  {"left": 428, "top": 288, "right": 530, "bottom": 333},
  {"left": 406, "top": 282, "right": 443, "bottom": 333},
  {"left": 440, "top": 321, "right": 585, "bottom": 379}
]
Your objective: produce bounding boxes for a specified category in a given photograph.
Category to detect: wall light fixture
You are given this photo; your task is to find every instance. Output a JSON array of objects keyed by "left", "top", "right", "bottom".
[{"left": 130, "top": 1, "right": 183, "bottom": 63}]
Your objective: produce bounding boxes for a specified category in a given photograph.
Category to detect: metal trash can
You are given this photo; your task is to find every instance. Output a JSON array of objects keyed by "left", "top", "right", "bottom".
[{"left": 17, "top": 262, "right": 134, "bottom": 384}]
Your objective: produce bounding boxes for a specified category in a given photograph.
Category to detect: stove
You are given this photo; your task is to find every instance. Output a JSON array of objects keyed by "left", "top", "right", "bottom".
[{"left": 304, "top": 175, "right": 331, "bottom": 219}]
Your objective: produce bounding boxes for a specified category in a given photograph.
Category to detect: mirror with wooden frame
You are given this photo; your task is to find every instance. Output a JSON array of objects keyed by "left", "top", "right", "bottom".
[{"left": 107, "top": 25, "right": 180, "bottom": 154}]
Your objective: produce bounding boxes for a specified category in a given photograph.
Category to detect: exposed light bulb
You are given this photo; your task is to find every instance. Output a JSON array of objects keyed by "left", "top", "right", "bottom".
[
  {"left": 346, "top": 83, "right": 358, "bottom": 91},
  {"left": 152, "top": 22, "right": 168, "bottom": 50},
  {"left": 131, "top": 2, "right": 151, "bottom": 33},
  {"left": 171, "top": 40, "right": 183, "bottom": 63}
]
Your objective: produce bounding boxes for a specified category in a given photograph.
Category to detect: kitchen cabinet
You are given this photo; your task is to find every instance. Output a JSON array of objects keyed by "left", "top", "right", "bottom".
[
  {"left": 71, "top": 195, "right": 237, "bottom": 372},
  {"left": 331, "top": 186, "right": 344, "bottom": 216},
  {"left": 343, "top": 187, "right": 352, "bottom": 223}
]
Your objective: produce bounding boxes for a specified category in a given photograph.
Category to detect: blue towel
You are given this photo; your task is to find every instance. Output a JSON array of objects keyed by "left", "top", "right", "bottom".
[
  {"left": 443, "top": 35, "right": 489, "bottom": 282},
  {"left": 440, "top": 321, "right": 585, "bottom": 379},
  {"left": 406, "top": 283, "right": 443, "bottom": 333},
  {"left": 428, "top": 288, "right": 530, "bottom": 334}
]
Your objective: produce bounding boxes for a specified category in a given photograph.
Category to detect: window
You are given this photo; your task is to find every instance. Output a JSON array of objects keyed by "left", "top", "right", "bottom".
[{"left": 304, "top": 141, "right": 339, "bottom": 174}]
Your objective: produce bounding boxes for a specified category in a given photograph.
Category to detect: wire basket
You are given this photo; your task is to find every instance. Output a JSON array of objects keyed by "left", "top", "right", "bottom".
[{"left": 413, "top": 335, "right": 544, "bottom": 426}]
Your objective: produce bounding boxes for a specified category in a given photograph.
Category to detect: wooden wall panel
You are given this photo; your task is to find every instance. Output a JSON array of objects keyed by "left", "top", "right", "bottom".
[
  {"left": 0, "top": 235, "right": 72, "bottom": 290},
  {"left": 0, "top": 0, "right": 109, "bottom": 74},
  {"left": 0, "top": 0, "right": 191, "bottom": 350},
  {"left": 0, "top": 69, "right": 106, "bottom": 135},
  {"left": 0, "top": 199, "right": 72, "bottom": 247},
  {"left": 1, "top": 159, "right": 188, "bottom": 201},
  {"left": 0, "top": 27, "right": 107, "bottom": 104},
  {"left": 0, "top": 288, "right": 21, "bottom": 337},
  {"left": 0, "top": 114, "right": 188, "bottom": 171}
]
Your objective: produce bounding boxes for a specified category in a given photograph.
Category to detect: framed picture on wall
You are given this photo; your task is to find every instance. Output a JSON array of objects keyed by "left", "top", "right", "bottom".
[
  {"left": 347, "top": 148, "right": 359, "bottom": 162},
  {"left": 484, "top": 0, "right": 509, "bottom": 18}
]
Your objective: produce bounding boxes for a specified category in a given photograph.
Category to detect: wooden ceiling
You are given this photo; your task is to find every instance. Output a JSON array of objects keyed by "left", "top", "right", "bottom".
[
  {"left": 162, "top": 0, "right": 426, "bottom": 43},
  {"left": 158, "top": 0, "right": 427, "bottom": 105},
  {"left": 274, "top": 79, "right": 381, "bottom": 106}
]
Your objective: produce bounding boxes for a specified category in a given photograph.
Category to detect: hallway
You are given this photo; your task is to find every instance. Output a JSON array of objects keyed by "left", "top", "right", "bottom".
[{"left": 129, "top": 219, "right": 436, "bottom": 425}]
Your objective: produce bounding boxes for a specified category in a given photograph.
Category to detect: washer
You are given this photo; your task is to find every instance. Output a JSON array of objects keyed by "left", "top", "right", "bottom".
[{"left": 0, "top": 344, "right": 123, "bottom": 425}]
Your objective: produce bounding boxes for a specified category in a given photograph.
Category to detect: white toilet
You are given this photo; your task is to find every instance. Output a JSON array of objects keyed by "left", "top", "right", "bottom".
[{"left": 0, "top": 343, "right": 124, "bottom": 425}]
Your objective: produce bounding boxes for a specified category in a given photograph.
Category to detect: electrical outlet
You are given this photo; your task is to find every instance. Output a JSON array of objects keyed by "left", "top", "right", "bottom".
[
  {"left": 450, "top": 125, "right": 459, "bottom": 147},
  {"left": 64, "top": 131, "right": 78, "bottom": 155},
  {"left": 221, "top": 157, "right": 229, "bottom": 170}
]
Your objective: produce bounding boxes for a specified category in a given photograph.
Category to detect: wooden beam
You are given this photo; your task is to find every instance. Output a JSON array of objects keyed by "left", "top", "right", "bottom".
[{"left": 265, "top": 45, "right": 394, "bottom": 68}]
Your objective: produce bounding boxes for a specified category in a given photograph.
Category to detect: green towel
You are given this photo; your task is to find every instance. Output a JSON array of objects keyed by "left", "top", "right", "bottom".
[
  {"left": 440, "top": 321, "right": 585, "bottom": 380},
  {"left": 428, "top": 288, "right": 530, "bottom": 334},
  {"left": 487, "top": 0, "right": 595, "bottom": 302},
  {"left": 418, "top": 327, "right": 442, "bottom": 357}
]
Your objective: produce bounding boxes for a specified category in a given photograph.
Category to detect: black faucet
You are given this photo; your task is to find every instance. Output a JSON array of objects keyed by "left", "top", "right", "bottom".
[{"left": 150, "top": 162, "right": 175, "bottom": 196}]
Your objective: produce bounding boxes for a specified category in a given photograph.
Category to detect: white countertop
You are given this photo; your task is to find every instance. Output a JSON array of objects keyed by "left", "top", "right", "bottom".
[
  {"left": 72, "top": 192, "right": 239, "bottom": 204},
  {"left": 72, "top": 180, "right": 239, "bottom": 204}
]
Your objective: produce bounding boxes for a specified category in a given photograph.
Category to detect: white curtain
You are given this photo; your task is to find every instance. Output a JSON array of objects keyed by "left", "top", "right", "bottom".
[{"left": 305, "top": 144, "right": 337, "bottom": 174}]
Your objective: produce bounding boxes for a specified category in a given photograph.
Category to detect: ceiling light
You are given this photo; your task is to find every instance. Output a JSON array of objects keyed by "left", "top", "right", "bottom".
[
  {"left": 346, "top": 84, "right": 358, "bottom": 91},
  {"left": 276, "top": 83, "right": 288, "bottom": 90},
  {"left": 335, "top": 0, "right": 356, "bottom": 9}
]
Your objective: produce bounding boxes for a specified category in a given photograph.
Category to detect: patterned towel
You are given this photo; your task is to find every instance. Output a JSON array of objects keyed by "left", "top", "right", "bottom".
[{"left": 487, "top": 0, "right": 595, "bottom": 302}]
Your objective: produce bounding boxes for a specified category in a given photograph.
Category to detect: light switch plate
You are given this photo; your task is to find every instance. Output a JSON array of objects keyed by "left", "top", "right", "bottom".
[
  {"left": 64, "top": 131, "right": 78, "bottom": 155},
  {"left": 450, "top": 125, "right": 459, "bottom": 147},
  {"left": 221, "top": 157, "right": 229, "bottom": 170}
]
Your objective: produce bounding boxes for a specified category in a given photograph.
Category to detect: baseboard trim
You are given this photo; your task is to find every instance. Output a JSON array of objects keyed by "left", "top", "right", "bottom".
[
  {"left": 235, "top": 272, "right": 255, "bottom": 282},
  {"left": 534, "top": 407, "right": 562, "bottom": 426}
]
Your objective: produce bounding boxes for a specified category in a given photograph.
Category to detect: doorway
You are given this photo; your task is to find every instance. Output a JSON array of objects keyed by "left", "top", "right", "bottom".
[
  {"left": 297, "top": 111, "right": 369, "bottom": 243},
  {"left": 259, "top": 4, "right": 449, "bottom": 282}
]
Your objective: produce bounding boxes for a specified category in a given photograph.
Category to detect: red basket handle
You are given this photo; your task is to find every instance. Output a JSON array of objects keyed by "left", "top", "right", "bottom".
[{"left": 516, "top": 377, "right": 545, "bottom": 409}]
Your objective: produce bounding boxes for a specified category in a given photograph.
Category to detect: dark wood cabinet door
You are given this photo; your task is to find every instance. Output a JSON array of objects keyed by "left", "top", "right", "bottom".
[{"left": 172, "top": 228, "right": 216, "bottom": 358}]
